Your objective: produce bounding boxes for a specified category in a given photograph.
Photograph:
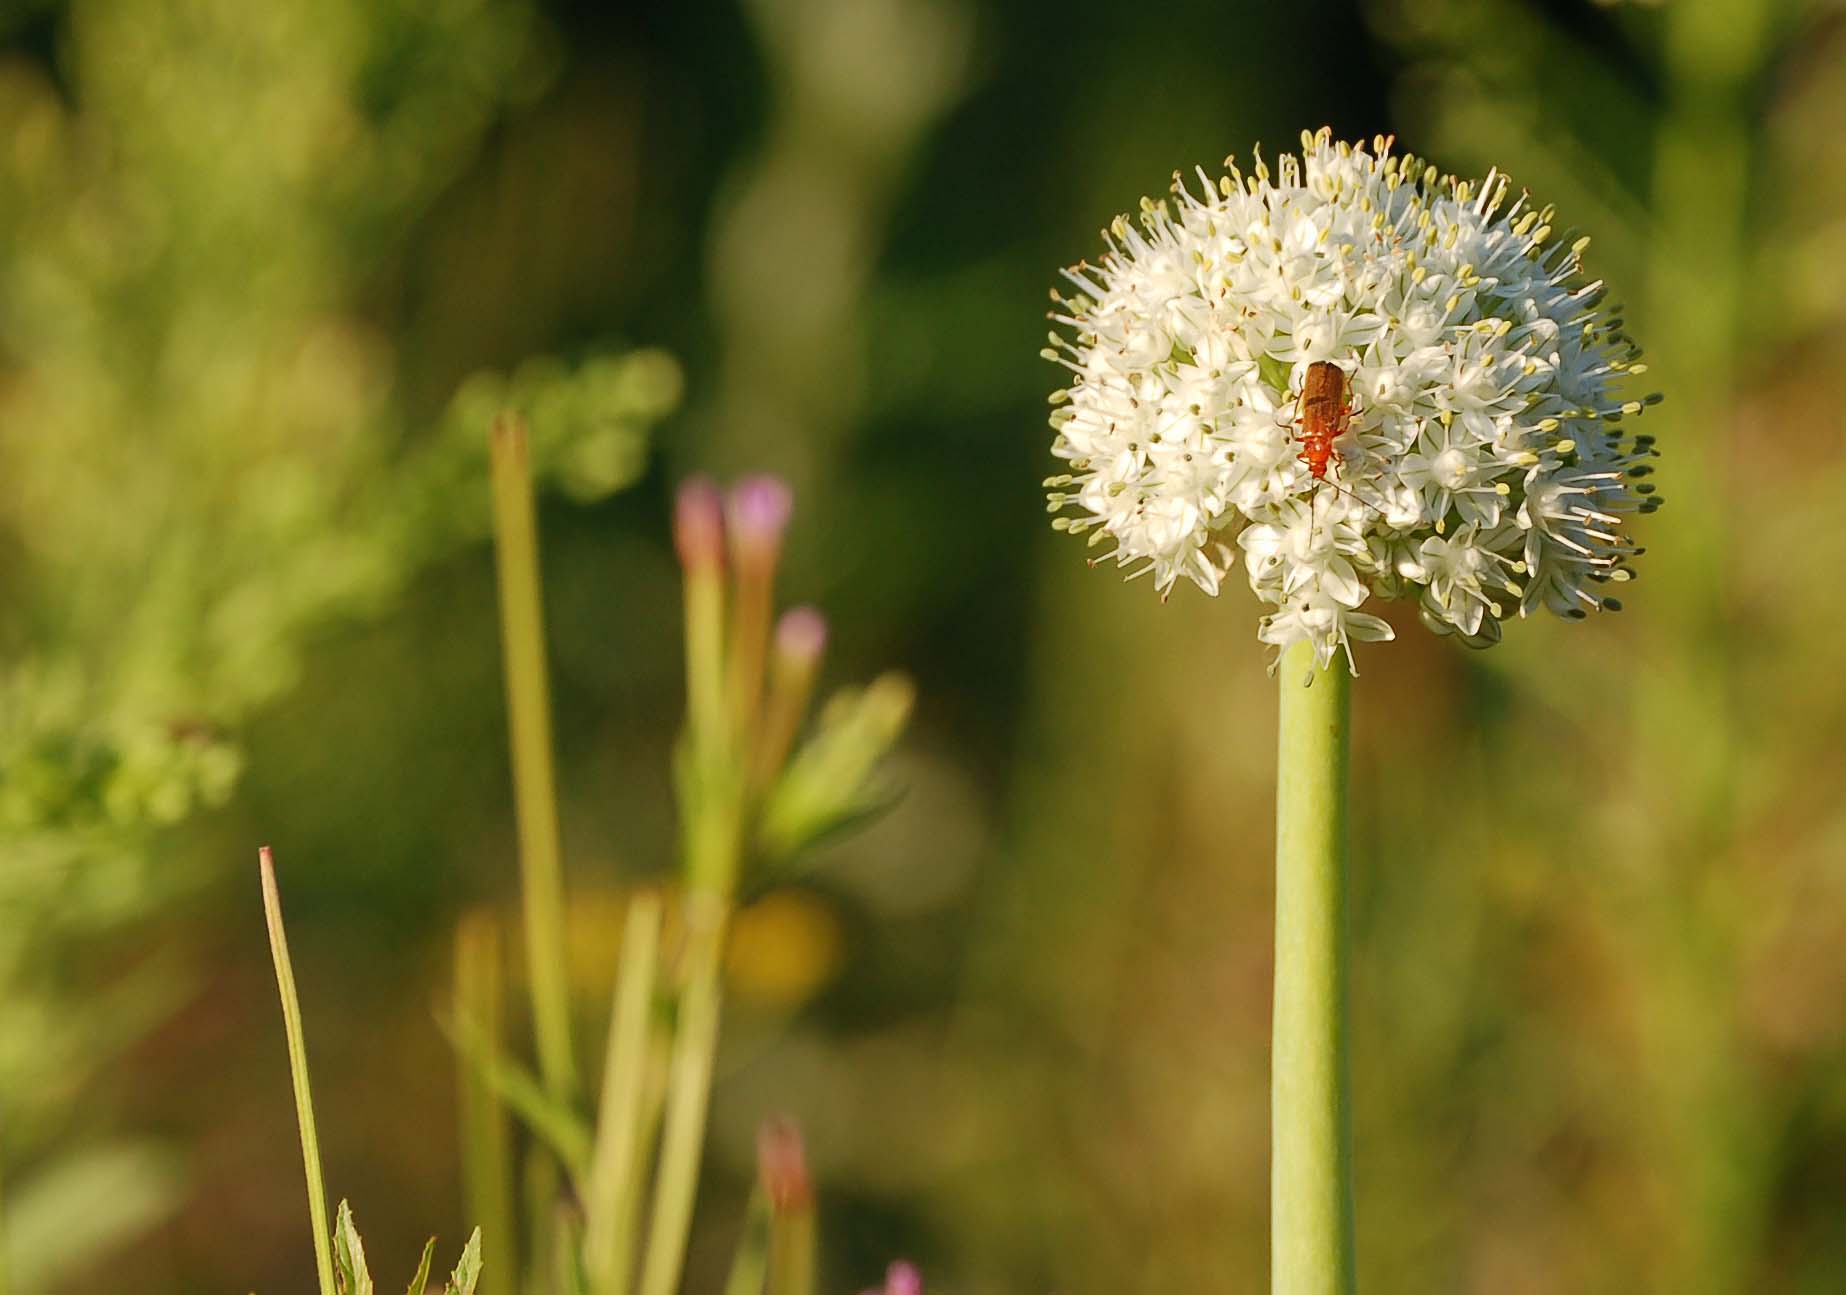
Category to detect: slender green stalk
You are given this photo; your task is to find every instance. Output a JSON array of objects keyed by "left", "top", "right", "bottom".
[
  {"left": 258, "top": 847, "right": 338, "bottom": 1295},
  {"left": 1271, "top": 642, "right": 1355, "bottom": 1295},
  {"left": 445, "top": 1015, "right": 594, "bottom": 1175},
  {"left": 726, "top": 558, "right": 774, "bottom": 744},
  {"left": 552, "top": 1211, "right": 588, "bottom": 1295},
  {"left": 634, "top": 894, "right": 730, "bottom": 1295},
  {"left": 585, "top": 892, "right": 665, "bottom": 1295},
  {"left": 764, "top": 1194, "right": 814, "bottom": 1295},
  {"left": 489, "top": 413, "right": 578, "bottom": 1104},
  {"left": 526, "top": 1155, "right": 564, "bottom": 1295},
  {"left": 719, "top": 1188, "right": 771, "bottom": 1295},
  {"left": 455, "top": 912, "right": 519, "bottom": 1293}
]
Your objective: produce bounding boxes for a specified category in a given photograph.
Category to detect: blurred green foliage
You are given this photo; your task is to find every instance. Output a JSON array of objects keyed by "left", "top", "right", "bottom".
[
  {"left": 4, "top": 0, "right": 1846, "bottom": 1292},
  {"left": 0, "top": 0, "right": 674, "bottom": 1285}
]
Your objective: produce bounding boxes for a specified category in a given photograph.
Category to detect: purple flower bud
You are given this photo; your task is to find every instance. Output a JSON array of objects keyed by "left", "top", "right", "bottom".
[
  {"left": 774, "top": 606, "right": 828, "bottom": 664},
  {"left": 884, "top": 1261, "right": 923, "bottom": 1295},
  {"left": 727, "top": 474, "right": 794, "bottom": 556},
  {"left": 674, "top": 476, "right": 725, "bottom": 572}
]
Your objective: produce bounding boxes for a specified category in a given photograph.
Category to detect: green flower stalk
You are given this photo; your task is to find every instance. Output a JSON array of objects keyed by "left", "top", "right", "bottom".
[{"left": 1271, "top": 645, "right": 1354, "bottom": 1293}]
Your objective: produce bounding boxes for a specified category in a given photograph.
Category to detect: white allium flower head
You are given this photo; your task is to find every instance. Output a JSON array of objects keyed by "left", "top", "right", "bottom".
[{"left": 1044, "top": 128, "right": 1662, "bottom": 673}]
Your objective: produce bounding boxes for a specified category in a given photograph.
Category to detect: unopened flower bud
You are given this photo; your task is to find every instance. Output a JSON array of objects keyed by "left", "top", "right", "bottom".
[
  {"left": 725, "top": 475, "right": 794, "bottom": 739},
  {"left": 753, "top": 606, "right": 829, "bottom": 790},
  {"left": 727, "top": 474, "right": 793, "bottom": 563},
  {"left": 858, "top": 1262, "right": 922, "bottom": 1295},
  {"left": 674, "top": 476, "right": 725, "bottom": 573},
  {"left": 756, "top": 1116, "right": 812, "bottom": 1211},
  {"left": 774, "top": 606, "right": 828, "bottom": 668}
]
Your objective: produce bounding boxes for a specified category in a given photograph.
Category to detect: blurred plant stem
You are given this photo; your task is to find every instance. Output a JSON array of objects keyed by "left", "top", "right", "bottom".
[
  {"left": 754, "top": 1120, "right": 814, "bottom": 1295},
  {"left": 458, "top": 467, "right": 900, "bottom": 1295},
  {"left": 1271, "top": 642, "right": 1355, "bottom": 1295},
  {"left": 637, "top": 896, "right": 730, "bottom": 1295},
  {"left": 1644, "top": 0, "right": 1772, "bottom": 832},
  {"left": 0, "top": 1136, "right": 10, "bottom": 1295},
  {"left": 258, "top": 847, "right": 338, "bottom": 1295},
  {"left": 635, "top": 479, "right": 748, "bottom": 1295},
  {"left": 490, "top": 412, "right": 580, "bottom": 1295},
  {"left": 1644, "top": 2, "right": 1777, "bottom": 1290},
  {"left": 456, "top": 913, "right": 520, "bottom": 1293},
  {"left": 720, "top": 1188, "right": 771, "bottom": 1295},
  {"left": 584, "top": 893, "right": 664, "bottom": 1295},
  {"left": 490, "top": 413, "right": 580, "bottom": 1107}
]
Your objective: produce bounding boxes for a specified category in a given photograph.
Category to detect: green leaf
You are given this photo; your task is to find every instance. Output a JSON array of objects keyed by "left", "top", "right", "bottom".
[
  {"left": 1256, "top": 349, "right": 1296, "bottom": 396},
  {"left": 334, "top": 1200, "right": 374, "bottom": 1295},
  {"left": 405, "top": 1237, "right": 437, "bottom": 1295},
  {"left": 757, "top": 674, "right": 914, "bottom": 862},
  {"left": 447, "top": 1227, "right": 484, "bottom": 1295},
  {"left": 1258, "top": 351, "right": 1293, "bottom": 396}
]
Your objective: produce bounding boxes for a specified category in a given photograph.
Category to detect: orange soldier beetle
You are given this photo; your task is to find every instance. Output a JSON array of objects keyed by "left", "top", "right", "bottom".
[
  {"left": 1284, "top": 360, "right": 1374, "bottom": 552},
  {"left": 1294, "top": 359, "right": 1354, "bottom": 482}
]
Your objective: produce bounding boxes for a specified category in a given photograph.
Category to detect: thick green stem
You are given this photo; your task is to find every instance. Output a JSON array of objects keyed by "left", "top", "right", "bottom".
[
  {"left": 1271, "top": 642, "right": 1355, "bottom": 1295},
  {"left": 258, "top": 847, "right": 338, "bottom": 1295},
  {"left": 489, "top": 414, "right": 578, "bottom": 1105}
]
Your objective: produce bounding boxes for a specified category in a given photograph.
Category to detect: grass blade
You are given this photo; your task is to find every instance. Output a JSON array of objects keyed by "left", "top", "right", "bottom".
[{"left": 259, "top": 847, "right": 338, "bottom": 1295}]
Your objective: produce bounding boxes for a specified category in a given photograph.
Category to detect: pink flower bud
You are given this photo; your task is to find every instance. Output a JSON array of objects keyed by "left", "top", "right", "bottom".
[
  {"left": 756, "top": 1116, "right": 812, "bottom": 1210},
  {"left": 727, "top": 474, "right": 794, "bottom": 558},
  {"left": 774, "top": 606, "right": 828, "bottom": 665},
  {"left": 673, "top": 476, "right": 725, "bottom": 572}
]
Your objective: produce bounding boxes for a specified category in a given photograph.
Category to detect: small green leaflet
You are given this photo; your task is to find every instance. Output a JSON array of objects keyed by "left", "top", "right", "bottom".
[
  {"left": 333, "top": 1200, "right": 374, "bottom": 1295},
  {"left": 405, "top": 1238, "right": 436, "bottom": 1295},
  {"left": 328, "top": 1201, "right": 476, "bottom": 1295},
  {"left": 448, "top": 1228, "right": 484, "bottom": 1295}
]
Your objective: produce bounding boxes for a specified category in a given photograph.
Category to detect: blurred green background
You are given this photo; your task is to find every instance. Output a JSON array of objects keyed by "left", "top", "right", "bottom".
[{"left": 3, "top": 0, "right": 1845, "bottom": 1291}]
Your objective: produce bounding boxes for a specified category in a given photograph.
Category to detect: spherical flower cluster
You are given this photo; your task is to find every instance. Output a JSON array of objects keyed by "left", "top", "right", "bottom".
[{"left": 1043, "top": 129, "right": 1661, "bottom": 672}]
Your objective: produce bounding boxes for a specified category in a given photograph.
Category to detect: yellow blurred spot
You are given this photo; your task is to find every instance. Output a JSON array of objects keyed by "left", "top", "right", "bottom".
[
  {"left": 726, "top": 891, "right": 844, "bottom": 1006},
  {"left": 565, "top": 886, "right": 640, "bottom": 992}
]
